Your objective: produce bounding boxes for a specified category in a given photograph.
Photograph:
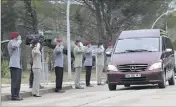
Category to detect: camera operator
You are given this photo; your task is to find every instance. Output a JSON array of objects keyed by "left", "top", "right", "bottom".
[
  {"left": 7, "top": 32, "right": 23, "bottom": 101},
  {"left": 29, "top": 50, "right": 33, "bottom": 88},
  {"left": 30, "top": 38, "right": 42, "bottom": 97},
  {"left": 29, "top": 37, "right": 44, "bottom": 89}
]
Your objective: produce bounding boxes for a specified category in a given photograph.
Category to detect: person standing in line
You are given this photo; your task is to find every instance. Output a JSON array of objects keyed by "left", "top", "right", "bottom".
[
  {"left": 84, "top": 40, "right": 93, "bottom": 87},
  {"left": 105, "top": 42, "right": 113, "bottom": 83},
  {"left": 53, "top": 39, "right": 65, "bottom": 93},
  {"left": 29, "top": 46, "right": 34, "bottom": 88},
  {"left": 7, "top": 32, "right": 23, "bottom": 101},
  {"left": 105, "top": 42, "right": 113, "bottom": 70},
  {"left": 31, "top": 39, "right": 42, "bottom": 97},
  {"left": 29, "top": 42, "right": 44, "bottom": 89},
  {"left": 96, "top": 42, "right": 105, "bottom": 85},
  {"left": 73, "top": 40, "right": 84, "bottom": 89}
]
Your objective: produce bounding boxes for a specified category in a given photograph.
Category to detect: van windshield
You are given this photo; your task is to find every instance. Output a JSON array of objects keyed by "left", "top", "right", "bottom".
[{"left": 115, "top": 38, "right": 160, "bottom": 54}]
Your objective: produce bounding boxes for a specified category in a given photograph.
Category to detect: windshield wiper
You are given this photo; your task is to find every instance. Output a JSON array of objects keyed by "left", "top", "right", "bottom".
[
  {"left": 115, "top": 50, "right": 136, "bottom": 54},
  {"left": 133, "top": 49, "right": 153, "bottom": 52},
  {"left": 115, "top": 49, "right": 153, "bottom": 54}
]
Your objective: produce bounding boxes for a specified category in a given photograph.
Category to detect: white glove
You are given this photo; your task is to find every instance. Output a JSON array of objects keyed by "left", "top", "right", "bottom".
[
  {"left": 80, "top": 42, "right": 83, "bottom": 47},
  {"left": 17, "top": 35, "right": 21, "bottom": 40},
  {"left": 30, "top": 44, "right": 32, "bottom": 48},
  {"left": 17, "top": 40, "right": 22, "bottom": 44},
  {"left": 54, "top": 38, "right": 57, "bottom": 43},
  {"left": 36, "top": 43, "right": 40, "bottom": 50},
  {"left": 100, "top": 45, "right": 104, "bottom": 50}
]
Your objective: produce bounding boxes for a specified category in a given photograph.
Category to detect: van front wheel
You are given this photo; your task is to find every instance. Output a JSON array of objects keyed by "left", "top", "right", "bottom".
[
  {"left": 108, "top": 84, "right": 116, "bottom": 91},
  {"left": 158, "top": 72, "right": 166, "bottom": 88},
  {"left": 168, "top": 70, "right": 175, "bottom": 85}
]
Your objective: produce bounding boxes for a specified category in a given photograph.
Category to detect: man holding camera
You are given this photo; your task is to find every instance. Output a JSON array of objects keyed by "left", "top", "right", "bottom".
[
  {"left": 29, "top": 54, "right": 44, "bottom": 89},
  {"left": 53, "top": 39, "right": 65, "bottom": 93},
  {"left": 7, "top": 32, "right": 23, "bottom": 101},
  {"left": 31, "top": 38, "right": 42, "bottom": 97},
  {"left": 29, "top": 36, "right": 44, "bottom": 89}
]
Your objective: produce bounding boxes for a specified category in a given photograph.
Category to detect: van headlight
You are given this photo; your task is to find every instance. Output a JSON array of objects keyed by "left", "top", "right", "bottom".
[
  {"left": 107, "top": 65, "right": 118, "bottom": 72},
  {"left": 148, "top": 62, "right": 162, "bottom": 70},
  {"left": 106, "top": 51, "right": 111, "bottom": 55}
]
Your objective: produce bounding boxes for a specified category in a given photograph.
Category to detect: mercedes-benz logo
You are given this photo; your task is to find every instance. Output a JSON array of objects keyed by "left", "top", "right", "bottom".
[{"left": 130, "top": 66, "right": 136, "bottom": 71}]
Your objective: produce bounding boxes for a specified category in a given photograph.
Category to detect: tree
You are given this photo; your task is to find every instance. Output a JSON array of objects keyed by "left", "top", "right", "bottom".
[
  {"left": 82, "top": 0, "right": 171, "bottom": 44},
  {"left": 1, "top": 0, "right": 17, "bottom": 40}
]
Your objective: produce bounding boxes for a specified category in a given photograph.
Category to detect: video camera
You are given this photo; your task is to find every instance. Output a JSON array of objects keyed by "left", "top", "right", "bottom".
[
  {"left": 25, "top": 33, "right": 75, "bottom": 59},
  {"left": 25, "top": 34, "right": 45, "bottom": 46}
]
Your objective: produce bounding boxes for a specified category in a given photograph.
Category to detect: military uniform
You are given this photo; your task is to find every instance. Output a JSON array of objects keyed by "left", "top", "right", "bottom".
[
  {"left": 105, "top": 46, "right": 113, "bottom": 70},
  {"left": 73, "top": 44, "right": 84, "bottom": 89},
  {"left": 53, "top": 43, "right": 65, "bottom": 92},
  {"left": 7, "top": 32, "right": 23, "bottom": 100},
  {"left": 96, "top": 46, "right": 105, "bottom": 85},
  {"left": 32, "top": 43, "right": 42, "bottom": 97},
  {"left": 84, "top": 45, "right": 93, "bottom": 86}
]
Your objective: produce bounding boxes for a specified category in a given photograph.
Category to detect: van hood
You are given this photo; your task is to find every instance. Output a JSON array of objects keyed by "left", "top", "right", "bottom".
[{"left": 111, "top": 52, "right": 162, "bottom": 66}]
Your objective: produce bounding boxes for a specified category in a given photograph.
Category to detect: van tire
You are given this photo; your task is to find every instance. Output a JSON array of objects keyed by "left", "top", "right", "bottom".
[
  {"left": 168, "top": 71, "right": 175, "bottom": 85},
  {"left": 158, "top": 72, "right": 166, "bottom": 88},
  {"left": 108, "top": 84, "right": 116, "bottom": 91}
]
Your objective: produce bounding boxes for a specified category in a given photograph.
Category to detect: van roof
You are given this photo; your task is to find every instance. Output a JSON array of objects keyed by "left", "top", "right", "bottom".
[{"left": 119, "top": 29, "right": 163, "bottom": 39}]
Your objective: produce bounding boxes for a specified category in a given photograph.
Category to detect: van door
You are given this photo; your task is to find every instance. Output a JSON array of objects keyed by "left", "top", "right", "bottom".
[{"left": 163, "top": 37, "right": 174, "bottom": 79}]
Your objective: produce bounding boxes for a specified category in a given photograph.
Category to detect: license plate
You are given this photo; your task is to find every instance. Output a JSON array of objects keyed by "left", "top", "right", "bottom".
[{"left": 125, "top": 74, "right": 141, "bottom": 78}]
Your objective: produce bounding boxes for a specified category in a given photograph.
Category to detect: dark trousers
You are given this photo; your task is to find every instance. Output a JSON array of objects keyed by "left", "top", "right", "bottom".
[
  {"left": 85, "top": 66, "right": 92, "bottom": 86},
  {"left": 55, "top": 67, "right": 64, "bottom": 90},
  {"left": 10, "top": 67, "right": 22, "bottom": 98},
  {"left": 29, "top": 65, "right": 34, "bottom": 87}
]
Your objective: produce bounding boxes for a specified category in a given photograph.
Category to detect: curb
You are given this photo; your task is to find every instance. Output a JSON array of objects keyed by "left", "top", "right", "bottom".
[{"left": 1, "top": 85, "right": 72, "bottom": 101}]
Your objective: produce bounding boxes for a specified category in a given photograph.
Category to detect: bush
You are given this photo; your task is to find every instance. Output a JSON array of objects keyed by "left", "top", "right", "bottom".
[{"left": 1, "top": 60, "right": 10, "bottom": 78}]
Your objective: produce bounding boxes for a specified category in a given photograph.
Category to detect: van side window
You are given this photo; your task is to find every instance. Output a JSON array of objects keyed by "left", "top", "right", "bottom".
[
  {"left": 165, "top": 38, "right": 173, "bottom": 50},
  {"left": 166, "top": 38, "right": 174, "bottom": 51}
]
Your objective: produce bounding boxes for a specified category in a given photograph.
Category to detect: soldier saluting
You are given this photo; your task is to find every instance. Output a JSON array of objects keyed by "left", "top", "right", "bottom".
[
  {"left": 53, "top": 39, "right": 65, "bottom": 93},
  {"left": 7, "top": 32, "right": 23, "bottom": 101},
  {"left": 84, "top": 40, "right": 93, "bottom": 87},
  {"left": 96, "top": 42, "right": 105, "bottom": 85},
  {"left": 73, "top": 40, "right": 84, "bottom": 89}
]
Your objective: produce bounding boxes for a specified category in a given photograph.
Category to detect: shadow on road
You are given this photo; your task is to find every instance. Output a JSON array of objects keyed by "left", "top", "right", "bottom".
[{"left": 117, "top": 85, "right": 160, "bottom": 91}]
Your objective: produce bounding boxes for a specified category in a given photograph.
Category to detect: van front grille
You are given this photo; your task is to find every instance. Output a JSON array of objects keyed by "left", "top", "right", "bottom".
[
  {"left": 118, "top": 64, "right": 148, "bottom": 72},
  {"left": 120, "top": 77, "right": 147, "bottom": 81}
]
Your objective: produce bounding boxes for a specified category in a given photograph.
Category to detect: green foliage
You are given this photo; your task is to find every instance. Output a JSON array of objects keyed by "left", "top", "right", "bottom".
[
  {"left": 173, "top": 39, "right": 176, "bottom": 49},
  {"left": 1, "top": 0, "right": 17, "bottom": 34},
  {"left": 1, "top": 60, "right": 10, "bottom": 78}
]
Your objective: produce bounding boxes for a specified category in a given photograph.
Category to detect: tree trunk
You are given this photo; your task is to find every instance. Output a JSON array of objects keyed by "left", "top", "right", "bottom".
[
  {"left": 93, "top": 0, "right": 104, "bottom": 43},
  {"left": 21, "top": 0, "right": 39, "bottom": 71}
]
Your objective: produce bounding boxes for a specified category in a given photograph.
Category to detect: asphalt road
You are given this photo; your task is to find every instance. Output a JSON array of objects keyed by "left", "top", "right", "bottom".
[{"left": 2, "top": 79, "right": 176, "bottom": 106}]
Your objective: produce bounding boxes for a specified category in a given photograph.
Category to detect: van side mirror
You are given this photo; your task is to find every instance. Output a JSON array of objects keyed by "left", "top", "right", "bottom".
[
  {"left": 161, "top": 48, "right": 173, "bottom": 58},
  {"left": 165, "top": 48, "right": 172, "bottom": 52},
  {"left": 106, "top": 51, "right": 112, "bottom": 57}
]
